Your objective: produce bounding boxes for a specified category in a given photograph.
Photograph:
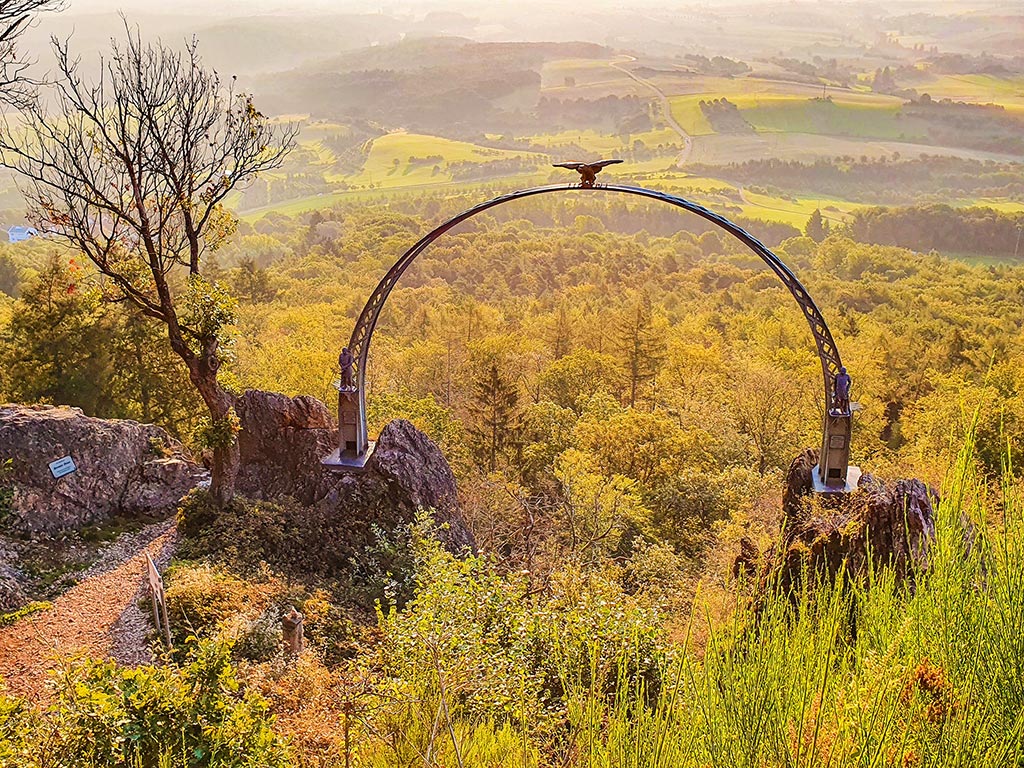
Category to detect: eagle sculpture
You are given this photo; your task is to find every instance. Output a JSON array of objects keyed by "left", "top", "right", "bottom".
[{"left": 553, "top": 159, "right": 623, "bottom": 188}]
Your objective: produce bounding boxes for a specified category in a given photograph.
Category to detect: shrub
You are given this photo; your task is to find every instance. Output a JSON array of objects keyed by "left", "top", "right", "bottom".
[
  {"left": 176, "top": 490, "right": 421, "bottom": 612},
  {"left": 0, "top": 640, "right": 290, "bottom": 767},
  {"left": 164, "top": 563, "right": 252, "bottom": 644},
  {"left": 374, "top": 534, "right": 665, "bottom": 753},
  {"left": 164, "top": 561, "right": 362, "bottom": 666}
]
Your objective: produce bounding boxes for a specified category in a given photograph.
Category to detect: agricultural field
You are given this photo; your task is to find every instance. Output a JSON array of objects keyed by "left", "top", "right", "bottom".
[
  {"left": 912, "top": 72, "right": 1024, "bottom": 110},
  {"left": 346, "top": 132, "right": 543, "bottom": 189},
  {"left": 230, "top": 43, "right": 1024, "bottom": 236},
  {"left": 540, "top": 57, "right": 648, "bottom": 98}
]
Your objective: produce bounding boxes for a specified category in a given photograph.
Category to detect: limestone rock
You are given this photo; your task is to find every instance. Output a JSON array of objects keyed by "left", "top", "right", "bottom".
[
  {"left": 234, "top": 389, "right": 474, "bottom": 556},
  {"left": 771, "top": 448, "right": 939, "bottom": 591},
  {"left": 0, "top": 404, "right": 204, "bottom": 534}
]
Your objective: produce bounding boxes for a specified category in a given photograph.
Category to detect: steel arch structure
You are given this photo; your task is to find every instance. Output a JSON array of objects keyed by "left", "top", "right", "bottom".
[{"left": 327, "top": 182, "right": 857, "bottom": 491}]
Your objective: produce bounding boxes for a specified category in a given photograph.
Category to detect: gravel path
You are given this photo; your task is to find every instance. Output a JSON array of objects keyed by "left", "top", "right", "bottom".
[{"left": 0, "top": 520, "right": 177, "bottom": 701}]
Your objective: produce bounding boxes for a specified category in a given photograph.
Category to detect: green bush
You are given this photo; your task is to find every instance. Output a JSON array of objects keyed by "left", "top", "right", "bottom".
[
  {"left": 176, "top": 490, "right": 420, "bottom": 611},
  {"left": 374, "top": 533, "right": 665, "bottom": 753},
  {"left": 231, "top": 607, "right": 285, "bottom": 663},
  {"left": 0, "top": 640, "right": 290, "bottom": 768},
  {"left": 164, "top": 563, "right": 252, "bottom": 644}
]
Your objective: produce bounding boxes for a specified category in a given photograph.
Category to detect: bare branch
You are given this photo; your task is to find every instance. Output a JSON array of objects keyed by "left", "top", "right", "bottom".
[
  {"left": 0, "top": 0, "right": 63, "bottom": 104},
  {"left": 0, "top": 23, "right": 297, "bottom": 345}
]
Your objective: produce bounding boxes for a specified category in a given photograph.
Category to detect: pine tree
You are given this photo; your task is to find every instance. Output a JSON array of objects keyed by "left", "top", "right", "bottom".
[
  {"left": 617, "top": 293, "right": 666, "bottom": 408},
  {"left": 0, "top": 255, "right": 113, "bottom": 413},
  {"left": 546, "top": 304, "right": 573, "bottom": 360},
  {"left": 468, "top": 363, "right": 521, "bottom": 472},
  {"left": 0, "top": 256, "right": 201, "bottom": 435},
  {"left": 805, "top": 208, "right": 828, "bottom": 242},
  {"left": 872, "top": 66, "right": 896, "bottom": 93}
]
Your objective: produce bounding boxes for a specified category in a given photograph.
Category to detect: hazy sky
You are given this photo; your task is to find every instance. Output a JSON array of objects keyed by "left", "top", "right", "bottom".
[
  {"left": 48, "top": 0, "right": 950, "bottom": 14},
  {"left": 52, "top": 0, "right": 1012, "bottom": 18}
]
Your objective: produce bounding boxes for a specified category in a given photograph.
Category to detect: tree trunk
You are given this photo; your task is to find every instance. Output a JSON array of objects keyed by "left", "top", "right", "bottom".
[{"left": 189, "top": 358, "right": 238, "bottom": 508}]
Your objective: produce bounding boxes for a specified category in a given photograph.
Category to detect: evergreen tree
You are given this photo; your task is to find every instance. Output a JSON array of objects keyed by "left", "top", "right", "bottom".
[
  {"left": 232, "top": 256, "right": 277, "bottom": 303},
  {"left": 617, "top": 293, "right": 666, "bottom": 407},
  {"left": 0, "top": 256, "right": 113, "bottom": 413},
  {"left": 0, "top": 256, "right": 200, "bottom": 435},
  {"left": 0, "top": 249, "right": 19, "bottom": 297},
  {"left": 872, "top": 66, "right": 896, "bottom": 93},
  {"left": 546, "top": 303, "right": 573, "bottom": 360},
  {"left": 805, "top": 208, "right": 828, "bottom": 242},
  {"left": 468, "top": 363, "right": 520, "bottom": 473}
]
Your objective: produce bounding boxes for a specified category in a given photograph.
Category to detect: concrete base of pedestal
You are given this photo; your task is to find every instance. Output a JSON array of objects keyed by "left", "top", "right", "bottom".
[
  {"left": 321, "top": 442, "right": 376, "bottom": 471},
  {"left": 811, "top": 464, "right": 862, "bottom": 494}
]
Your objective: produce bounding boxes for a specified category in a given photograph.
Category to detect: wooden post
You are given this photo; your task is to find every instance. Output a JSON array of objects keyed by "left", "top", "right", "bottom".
[
  {"left": 282, "top": 605, "right": 305, "bottom": 656},
  {"left": 145, "top": 554, "right": 173, "bottom": 650}
]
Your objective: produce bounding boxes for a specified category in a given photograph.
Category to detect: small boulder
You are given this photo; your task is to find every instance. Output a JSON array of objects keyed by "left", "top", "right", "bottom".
[{"left": 0, "top": 404, "right": 204, "bottom": 533}]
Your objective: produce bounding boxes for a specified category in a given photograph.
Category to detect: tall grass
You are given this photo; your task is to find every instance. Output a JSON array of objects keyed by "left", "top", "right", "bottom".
[{"left": 360, "top": 433, "right": 1024, "bottom": 767}]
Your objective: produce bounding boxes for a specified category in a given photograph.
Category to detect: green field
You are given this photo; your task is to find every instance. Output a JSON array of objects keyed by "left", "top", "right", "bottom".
[
  {"left": 741, "top": 97, "right": 919, "bottom": 140},
  {"left": 669, "top": 97, "right": 715, "bottom": 135},
  {"left": 348, "top": 131, "right": 546, "bottom": 189},
  {"left": 913, "top": 72, "right": 1024, "bottom": 111},
  {"left": 670, "top": 89, "right": 919, "bottom": 143}
]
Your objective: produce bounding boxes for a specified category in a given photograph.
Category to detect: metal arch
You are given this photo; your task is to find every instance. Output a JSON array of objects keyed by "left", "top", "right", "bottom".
[{"left": 336, "top": 182, "right": 852, "bottom": 487}]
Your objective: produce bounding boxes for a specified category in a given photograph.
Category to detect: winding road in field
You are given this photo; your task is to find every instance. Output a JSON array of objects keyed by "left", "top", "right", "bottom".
[{"left": 609, "top": 55, "right": 693, "bottom": 167}]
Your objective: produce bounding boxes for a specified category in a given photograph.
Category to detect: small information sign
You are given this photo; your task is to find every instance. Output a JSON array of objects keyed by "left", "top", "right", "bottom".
[{"left": 48, "top": 456, "right": 77, "bottom": 479}]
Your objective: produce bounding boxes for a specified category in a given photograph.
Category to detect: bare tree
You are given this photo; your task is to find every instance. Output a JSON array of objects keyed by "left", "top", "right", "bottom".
[
  {"left": 0, "top": 0, "right": 63, "bottom": 102},
  {"left": 1, "top": 26, "right": 297, "bottom": 506}
]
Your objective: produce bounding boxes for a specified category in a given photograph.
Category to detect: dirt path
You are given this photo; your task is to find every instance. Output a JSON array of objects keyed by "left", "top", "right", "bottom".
[
  {"left": 609, "top": 56, "right": 693, "bottom": 167},
  {"left": 0, "top": 520, "right": 177, "bottom": 701}
]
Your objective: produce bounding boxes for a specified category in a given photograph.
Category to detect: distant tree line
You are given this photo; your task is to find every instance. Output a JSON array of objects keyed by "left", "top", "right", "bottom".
[
  {"left": 448, "top": 156, "right": 542, "bottom": 182},
  {"left": 698, "top": 98, "right": 754, "bottom": 133},
  {"left": 848, "top": 204, "right": 1024, "bottom": 256},
  {"left": 679, "top": 54, "right": 750, "bottom": 77},
  {"left": 924, "top": 52, "right": 1024, "bottom": 76},
  {"left": 768, "top": 56, "right": 852, "bottom": 86},
  {"left": 906, "top": 100, "right": 1024, "bottom": 155},
  {"left": 538, "top": 95, "right": 653, "bottom": 135},
  {"left": 689, "top": 156, "right": 1024, "bottom": 205}
]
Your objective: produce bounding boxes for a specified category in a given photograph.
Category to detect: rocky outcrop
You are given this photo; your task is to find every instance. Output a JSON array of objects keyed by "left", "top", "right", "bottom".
[
  {"left": 234, "top": 390, "right": 336, "bottom": 505},
  {"left": 0, "top": 539, "right": 26, "bottom": 611},
  {"left": 769, "top": 448, "right": 939, "bottom": 591},
  {"left": 0, "top": 404, "right": 204, "bottom": 534},
  {"left": 234, "top": 390, "right": 474, "bottom": 555}
]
